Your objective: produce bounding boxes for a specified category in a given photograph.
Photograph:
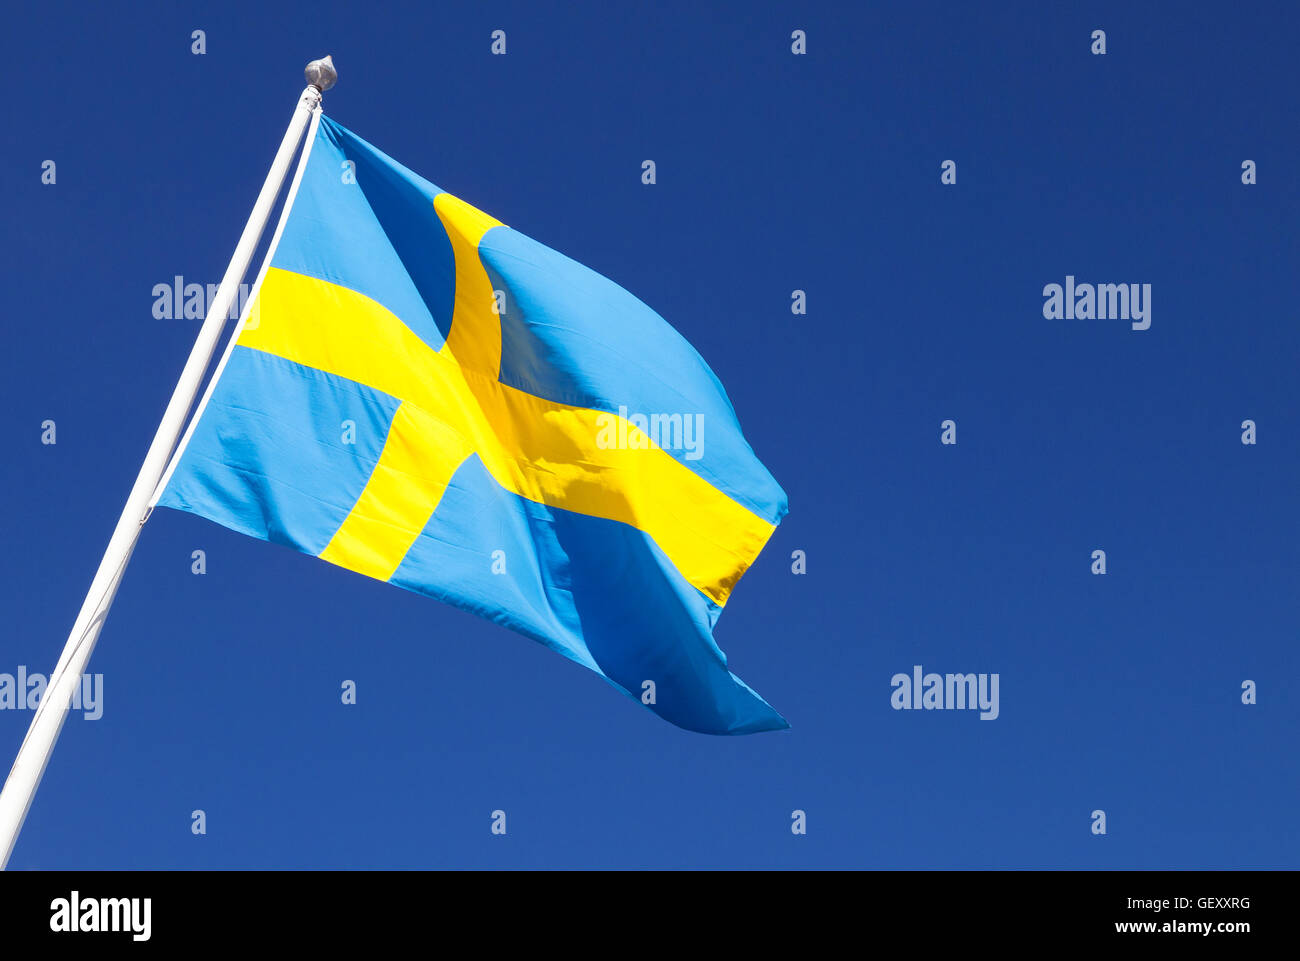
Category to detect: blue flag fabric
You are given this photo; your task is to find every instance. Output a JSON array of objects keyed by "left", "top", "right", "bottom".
[{"left": 158, "top": 115, "right": 789, "bottom": 734}]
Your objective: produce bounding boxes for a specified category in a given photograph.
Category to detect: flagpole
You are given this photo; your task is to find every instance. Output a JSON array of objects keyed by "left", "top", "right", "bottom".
[{"left": 0, "top": 56, "right": 338, "bottom": 869}]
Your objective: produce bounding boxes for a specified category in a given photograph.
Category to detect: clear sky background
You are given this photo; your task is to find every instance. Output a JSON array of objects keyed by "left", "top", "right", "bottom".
[{"left": 1, "top": 1, "right": 1296, "bottom": 868}]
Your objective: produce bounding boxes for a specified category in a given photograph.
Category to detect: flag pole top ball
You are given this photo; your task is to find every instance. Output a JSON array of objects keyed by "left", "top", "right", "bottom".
[{"left": 305, "top": 55, "right": 337, "bottom": 92}]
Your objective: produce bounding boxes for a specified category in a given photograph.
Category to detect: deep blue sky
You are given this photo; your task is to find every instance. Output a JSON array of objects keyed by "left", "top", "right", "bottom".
[{"left": 2, "top": 1, "right": 1296, "bottom": 868}]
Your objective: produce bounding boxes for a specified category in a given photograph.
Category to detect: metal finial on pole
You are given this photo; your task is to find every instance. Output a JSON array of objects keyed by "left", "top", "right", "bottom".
[{"left": 305, "top": 55, "right": 337, "bottom": 93}]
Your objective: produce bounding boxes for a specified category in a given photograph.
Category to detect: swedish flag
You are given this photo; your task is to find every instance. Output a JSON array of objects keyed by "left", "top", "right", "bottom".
[{"left": 158, "top": 116, "right": 788, "bottom": 734}]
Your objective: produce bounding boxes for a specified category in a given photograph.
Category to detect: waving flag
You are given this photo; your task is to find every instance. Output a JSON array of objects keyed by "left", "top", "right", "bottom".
[{"left": 156, "top": 115, "right": 788, "bottom": 734}]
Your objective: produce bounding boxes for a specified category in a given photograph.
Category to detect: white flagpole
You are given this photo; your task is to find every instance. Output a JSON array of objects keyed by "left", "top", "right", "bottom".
[{"left": 0, "top": 56, "right": 338, "bottom": 869}]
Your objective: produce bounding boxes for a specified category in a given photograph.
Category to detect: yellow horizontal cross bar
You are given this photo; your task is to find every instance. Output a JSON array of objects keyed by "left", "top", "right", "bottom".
[{"left": 237, "top": 197, "right": 774, "bottom": 605}]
